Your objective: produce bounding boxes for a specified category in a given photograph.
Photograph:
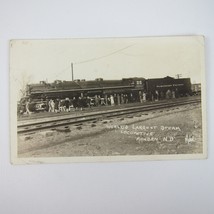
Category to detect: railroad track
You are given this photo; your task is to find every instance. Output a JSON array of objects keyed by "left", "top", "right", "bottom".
[{"left": 17, "top": 99, "right": 201, "bottom": 134}]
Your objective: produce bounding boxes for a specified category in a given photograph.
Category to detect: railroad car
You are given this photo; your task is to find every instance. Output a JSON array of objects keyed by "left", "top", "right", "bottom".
[
  {"left": 191, "top": 83, "right": 201, "bottom": 95},
  {"left": 145, "top": 76, "right": 192, "bottom": 99}
]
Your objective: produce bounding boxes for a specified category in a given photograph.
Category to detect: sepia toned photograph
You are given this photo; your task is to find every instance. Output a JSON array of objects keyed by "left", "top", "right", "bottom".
[{"left": 10, "top": 36, "right": 207, "bottom": 164}]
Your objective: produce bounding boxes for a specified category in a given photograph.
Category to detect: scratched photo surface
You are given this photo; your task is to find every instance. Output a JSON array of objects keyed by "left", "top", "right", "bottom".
[{"left": 10, "top": 36, "right": 207, "bottom": 164}]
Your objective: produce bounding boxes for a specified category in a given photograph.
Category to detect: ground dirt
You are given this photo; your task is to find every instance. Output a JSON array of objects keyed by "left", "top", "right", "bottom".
[{"left": 18, "top": 103, "right": 203, "bottom": 158}]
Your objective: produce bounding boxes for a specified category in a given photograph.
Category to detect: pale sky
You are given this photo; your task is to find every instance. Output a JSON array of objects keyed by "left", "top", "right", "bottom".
[{"left": 10, "top": 36, "right": 204, "bottom": 98}]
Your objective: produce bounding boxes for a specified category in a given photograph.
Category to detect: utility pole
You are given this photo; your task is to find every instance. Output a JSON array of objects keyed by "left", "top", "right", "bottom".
[
  {"left": 175, "top": 74, "right": 182, "bottom": 79},
  {"left": 71, "top": 62, "right": 74, "bottom": 81}
]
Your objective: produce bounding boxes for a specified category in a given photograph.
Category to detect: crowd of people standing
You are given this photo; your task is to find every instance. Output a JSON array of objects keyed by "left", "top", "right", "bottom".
[
  {"left": 46, "top": 93, "right": 131, "bottom": 113},
  {"left": 44, "top": 89, "right": 178, "bottom": 113},
  {"left": 19, "top": 89, "right": 181, "bottom": 115}
]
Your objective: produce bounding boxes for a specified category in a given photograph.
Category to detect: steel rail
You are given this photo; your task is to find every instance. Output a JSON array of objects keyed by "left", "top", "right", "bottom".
[
  {"left": 18, "top": 98, "right": 200, "bottom": 127},
  {"left": 17, "top": 99, "right": 201, "bottom": 134}
]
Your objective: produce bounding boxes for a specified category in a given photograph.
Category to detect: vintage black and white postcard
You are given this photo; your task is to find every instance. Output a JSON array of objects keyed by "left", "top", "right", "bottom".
[{"left": 10, "top": 36, "right": 207, "bottom": 164}]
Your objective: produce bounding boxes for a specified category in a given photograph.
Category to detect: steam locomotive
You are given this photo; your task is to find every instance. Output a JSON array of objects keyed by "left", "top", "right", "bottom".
[{"left": 18, "top": 76, "right": 192, "bottom": 113}]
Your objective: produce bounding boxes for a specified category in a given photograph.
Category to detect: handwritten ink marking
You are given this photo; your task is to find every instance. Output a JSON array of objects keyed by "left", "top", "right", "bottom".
[{"left": 185, "top": 134, "right": 194, "bottom": 144}]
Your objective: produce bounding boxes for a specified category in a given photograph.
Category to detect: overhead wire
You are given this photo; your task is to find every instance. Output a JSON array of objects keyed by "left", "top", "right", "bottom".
[
  {"left": 73, "top": 44, "right": 135, "bottom": 65},
  {"left": 54, "top": 44, "right": 135, "bottom": 79}
]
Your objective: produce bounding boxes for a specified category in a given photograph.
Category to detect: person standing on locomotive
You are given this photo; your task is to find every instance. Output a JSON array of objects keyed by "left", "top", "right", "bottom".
[
  {"left": 166, "top": 89, "right": 172, "bottom": 99},
  {"left": 65, "top": 98, "right": 70, "bottom": 112},
  {"left": 155, "top": 90, "right": 159, "bottom": 101},
  {"left": 121, "top": 94, "right": 124, "bottom": 104},
  {"left": 107, "top": 96, "right": 111, "bottom": 105},
  {"left": 72, "top": 97, "right": 78, "bottom": 110},
  {"left": 110, "top": 95, "right": 114, "bottom": 106},
  {"left": 78, "top": 97, "right": 84, "bottom": 111},
  {"left": 86, "top": 96, "right": 91, "bottom": 108},
  {"left": 55, "top": 98, "right": 60, "bottom": 113},
  {"left": 117, "top": 94, "right": 120, "bottom": 105},
  {"left": 114, "top": 94, "right": 117, "bottom": 105},
  {"left": 25, "top": 99, "right": 31, "bottom": 115},
  {"left": 45, "top": 97, "right": 49, "bottom": 112},
  {"left": 94, "top": 95, "right": 99, "bottom": 107},
  {"left": 48, "top": 99, "right": 52, "bottom": 112},
  {"left": 139, "top": 91, "right": 143, "bottom": 103},
  {"left": 160, "top": 91, "right": 164, "bottom": 100},
  {"left": 143, "top": 91, "right": 146, "bottom": 102},
  {"left": 104, "top": 94, "right": 108, "bottom": 105},
  {"left": 100, "top": 96, "right": 105, "bottom": 106},
  {"left": 172, "top": 90, "right": 176, "bottom": 99},
  {"left": 50, "top": 99, "right": 55, "bottom": 112},
  {"left": 124, "top": 94, "right": 128, "bottom": 104}
]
